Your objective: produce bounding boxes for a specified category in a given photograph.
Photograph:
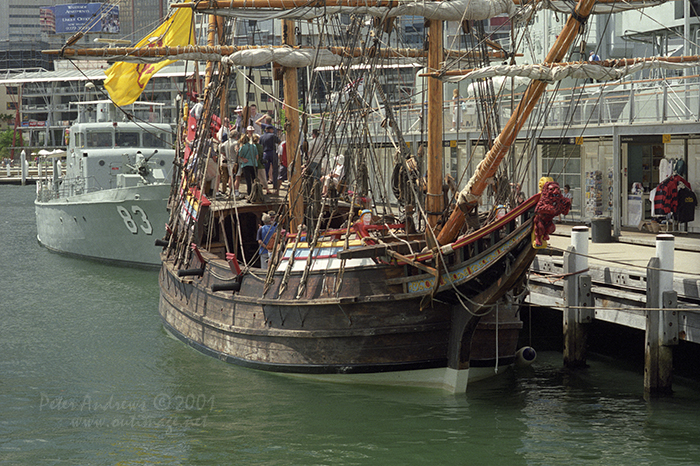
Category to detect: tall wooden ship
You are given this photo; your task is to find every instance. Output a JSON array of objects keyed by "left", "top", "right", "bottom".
[
  {"left": 47, "top": 0, "right": 676, "bottom": 390},
  {"left": 153, "top": 0, "right": 575, "bottom": 392}
]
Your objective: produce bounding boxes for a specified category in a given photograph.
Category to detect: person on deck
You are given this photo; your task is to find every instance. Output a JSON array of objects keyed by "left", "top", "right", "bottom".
[
  {"left": 278, "top": 135, "right": 287, "bottom": 184},
  {"left": 321, "top": 154, "right": 346, "bottom": 197},
  {"left": 252, "top": 133, "right": 266, "bottom": 188},
  {"left": 237, "top": 127, "right": 258, "bottom": 196},
  {"left": 560, "top": 184, "right": 573, "bottom": 221},
  {"left": 256, "top": 212, "right": 277, "bottom": 269},
  {"left": 218, "top": 133, "right": 230, "bottom": 195},
  {"left": 226, "top": 130, "right": 240, "bottom": 197},
  {"left": 307, "top": 128, "right": 324, "bottom": 164},
  {"left": 233, "top": 106, "right": 243, "bottom": 133},
  {"left": 241, "top": 103, "right": 263, "bottom": 135},
  {"left": 260, "top": 124, "right": 281, "bottom": 195},
  {"left": 588, "top": 51, "right": 601, "bottom": 83}
]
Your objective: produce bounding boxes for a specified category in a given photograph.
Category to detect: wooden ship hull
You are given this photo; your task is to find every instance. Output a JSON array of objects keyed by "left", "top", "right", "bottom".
[{"left": 158, "top": 196, "right": 539, "bottom": 391}]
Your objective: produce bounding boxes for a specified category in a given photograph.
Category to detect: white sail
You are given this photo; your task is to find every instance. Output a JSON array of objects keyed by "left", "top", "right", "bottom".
[
  {"left": 442, "top": 58, "right": 700, "bottom": 83},
  {"left": 56, "top": 44, "right": 429, "bottom": 66},
  {"left": 223, "top": 47, "right": 347, "bottom": 68}
]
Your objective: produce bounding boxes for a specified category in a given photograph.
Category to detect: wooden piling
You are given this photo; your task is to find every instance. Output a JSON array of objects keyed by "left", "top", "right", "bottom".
[
  {"left": 563, "top": 226, "right": 593, "bottom": 368},
  {"left": 644, "top": 235, "right": 678, "bottom": 397}
]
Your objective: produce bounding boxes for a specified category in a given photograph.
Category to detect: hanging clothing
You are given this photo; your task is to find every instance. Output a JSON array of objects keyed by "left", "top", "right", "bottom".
[
  {"left": 676, "top": 187, "right": 698, "bottom": 223},
  {"left": 674, "top": 159, "right": 687, "bottom": 177},
  {"left": 653, "top": 174, "right": 692, "bottom": 216},
  {"left": 658, "top": 158, "right": 672, "bottom": 181},
  {"left": 649, "top": 187, "right": 657, "bottom": 217}
]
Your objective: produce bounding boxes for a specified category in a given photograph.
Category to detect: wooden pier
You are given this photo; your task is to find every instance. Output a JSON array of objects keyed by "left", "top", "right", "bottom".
[
  {"left": 528, "top": 225, "right": 700, "bottom": 396},
  {"left": 0, "top": 166, "right": 53, "bottom": 185}
]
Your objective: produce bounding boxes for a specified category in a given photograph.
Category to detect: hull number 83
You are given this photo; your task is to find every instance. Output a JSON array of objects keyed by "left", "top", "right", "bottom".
[{"left": 116, "top": 205, "right": 153, "bottom": 235}]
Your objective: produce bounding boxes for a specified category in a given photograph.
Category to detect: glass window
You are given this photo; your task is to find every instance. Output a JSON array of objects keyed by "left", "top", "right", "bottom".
[
  {"left": 86, "top": 131, "right": 112, "bottom": 148},
  {"left": 115, "top": 131, "right": 140, "bottom": 147},
  {"left": 541, "top": 142, "right": 581, "bottom": 216},
  {"left": 142, "top": 131, "right": 170, "bottom": 148}
]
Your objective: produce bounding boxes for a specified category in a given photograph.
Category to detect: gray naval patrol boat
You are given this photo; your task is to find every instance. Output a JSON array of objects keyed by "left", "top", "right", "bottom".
[{"left": 35, "top": 100, "right": 175, "bottom": 267}]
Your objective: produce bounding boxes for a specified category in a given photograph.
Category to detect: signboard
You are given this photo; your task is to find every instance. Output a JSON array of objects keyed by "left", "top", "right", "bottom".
[
  {"left": 40, "top": 3, "right": 119, "bottom": 34},
  {"left": 620, "top": 135, "right": 662, "bottom": 144},
  {"left": 538, "top": 137, "right": 576, "bottom": 145}
]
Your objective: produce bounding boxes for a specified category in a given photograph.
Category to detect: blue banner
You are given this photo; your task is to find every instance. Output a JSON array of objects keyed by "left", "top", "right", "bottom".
[{"left": 43, "top": 3, "right": 119, "bottom": 34}]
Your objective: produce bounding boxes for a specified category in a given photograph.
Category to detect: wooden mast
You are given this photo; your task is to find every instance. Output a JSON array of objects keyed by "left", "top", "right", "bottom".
[
  {"left": 204, "top": 15, "right": 220, "bottom": 88},
  {"left": 210, "top": 16, "right": 227, "bottom": 119},
  {"left": 43, "top": 45, "right": 513, "bottom": 60},
  {"left": 436, "top": 0, "right": 597, "bottom": 245},
  {"left": 283, "top": 19, "right": 303, "bottom": 235},
  {"left": 426, "top": 19, "right": 443, "bottom": 228}
]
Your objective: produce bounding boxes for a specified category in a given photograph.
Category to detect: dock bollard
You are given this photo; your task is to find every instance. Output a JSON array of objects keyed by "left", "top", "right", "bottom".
[
  {"left": 571, "top": 226, "right": 589, "bottom": 282},
  {"left": 20, "top": 150, "right": 27, "bottom": 186},
  {"left": 655, "top": 234, "right": 674, "bottom": 307},
  {"left": 644, "top": 233, "right": 677, "bottom": 397}
]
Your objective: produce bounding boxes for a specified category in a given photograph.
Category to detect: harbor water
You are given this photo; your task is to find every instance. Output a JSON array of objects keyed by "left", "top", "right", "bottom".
[{"left": 3, "top": 184, "right": 700, "bottom": 465}]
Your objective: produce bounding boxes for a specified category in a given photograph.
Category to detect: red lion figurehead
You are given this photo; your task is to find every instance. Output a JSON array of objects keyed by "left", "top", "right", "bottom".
[{"left": 533, "top": 181, "right": 571, "bottom": 247}]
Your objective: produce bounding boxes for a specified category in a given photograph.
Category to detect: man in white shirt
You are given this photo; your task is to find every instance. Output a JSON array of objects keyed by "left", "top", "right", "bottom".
[{"left": 321, "top": 154, "right": 345, "bottom": 197}]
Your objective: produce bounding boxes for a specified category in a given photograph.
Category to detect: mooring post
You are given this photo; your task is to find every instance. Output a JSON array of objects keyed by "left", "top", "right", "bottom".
[
  {"left": 644, "top": 234, "right": 678, "bottom": 397},
  {"left": 563, "top": 226, "right": 592, "bottom": 368},
  {"left": 20, "top": 149, "right": 27, "bottom": 186}
]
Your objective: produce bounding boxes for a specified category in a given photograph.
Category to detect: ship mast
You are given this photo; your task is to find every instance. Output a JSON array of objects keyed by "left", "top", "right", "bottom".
[
  {"left": 436, "top": 0, "right": 597, "bottom": 245},
  {"left": 283, "top": 19, "right": 303, "bottom": 235},
  {"left": 426, "top": 19, "right": 443, "bottom": 228}
]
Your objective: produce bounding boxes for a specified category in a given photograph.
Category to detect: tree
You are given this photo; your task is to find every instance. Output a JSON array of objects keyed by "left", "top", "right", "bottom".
[{"left": 0, "top": 129, "right": 14, "bottom": 159}]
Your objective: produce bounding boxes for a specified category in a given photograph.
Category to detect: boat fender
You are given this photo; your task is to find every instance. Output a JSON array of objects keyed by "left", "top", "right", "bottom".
[
  {"left": 177, "top": 268, "right": 205, "bottom": 277},
  {"left": 154, "top": 239, "right": 168, "bottom": 247},
  {"left": 211, "top": 282, "right": 241, "bottom": 293},
  {"left": 515, "top": 346, "right": 537, "bottom": 367}
]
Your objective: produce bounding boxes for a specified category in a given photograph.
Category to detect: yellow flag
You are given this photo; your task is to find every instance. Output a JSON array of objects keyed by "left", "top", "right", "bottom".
[{"left": 105, "top": 8, "right": 194, "bottom": 106}]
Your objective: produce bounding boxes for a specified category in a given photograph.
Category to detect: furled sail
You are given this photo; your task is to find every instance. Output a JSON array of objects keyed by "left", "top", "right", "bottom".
[
  {"left": 222, "top": 48, "right": 357, "bottom": 68},
  {"left": 515, "top": 0, "right": 666, "bottom": 15},
  {"left": 438, "top": 56, "right": 700, "bottom": 83},
  {"left": 45, "top": 44, "right": 511, "bottom": 66}
]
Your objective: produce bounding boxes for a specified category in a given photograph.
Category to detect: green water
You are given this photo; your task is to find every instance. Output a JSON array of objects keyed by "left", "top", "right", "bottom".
[{"left": 2, "top": 185, "right": 700, "bottom": 465}]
